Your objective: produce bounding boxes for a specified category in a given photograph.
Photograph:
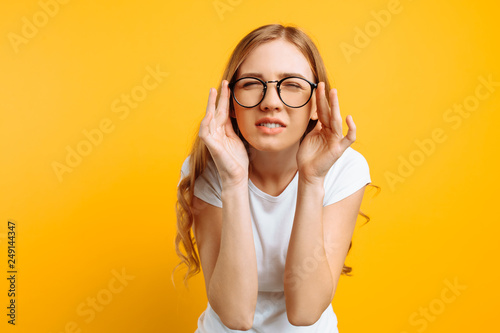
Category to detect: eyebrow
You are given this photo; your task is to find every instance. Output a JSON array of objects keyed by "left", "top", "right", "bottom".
[{"left": 238, "top": 72, "right": 308, "bottom": 80}]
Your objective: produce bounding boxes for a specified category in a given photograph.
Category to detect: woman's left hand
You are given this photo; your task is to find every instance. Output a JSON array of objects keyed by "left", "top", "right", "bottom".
[{"left": 297, "top": 83, "right": 356, "bottom": 185}]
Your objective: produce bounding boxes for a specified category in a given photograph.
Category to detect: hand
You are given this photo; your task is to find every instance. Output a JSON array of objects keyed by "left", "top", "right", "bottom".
[
  {"left": 199, "top": 80, "right": 249, "bottom": 187},
  {"left": 297, "top": 83, "right": 356, "bottom": 184}
]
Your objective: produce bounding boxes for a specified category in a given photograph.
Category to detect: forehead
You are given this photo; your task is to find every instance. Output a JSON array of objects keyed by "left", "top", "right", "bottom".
[{"left": 237, "top": 39, "right": 314, "bottom": 81}]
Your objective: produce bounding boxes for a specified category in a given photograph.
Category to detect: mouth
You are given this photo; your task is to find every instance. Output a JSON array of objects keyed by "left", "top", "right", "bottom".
[
  {"left": 255, "top": 117, "right": 286, "bottom": 134},
  {"left": 256, "top": 123, "right": 285, "bottom": 129},
  {"left": 255, "top": 118, "right": 286, "bottom": 128}
]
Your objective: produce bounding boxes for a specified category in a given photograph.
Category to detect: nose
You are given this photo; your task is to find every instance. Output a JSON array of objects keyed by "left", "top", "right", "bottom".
[{"left": 259, "top": 80, "right": 282, "bottom": 111}]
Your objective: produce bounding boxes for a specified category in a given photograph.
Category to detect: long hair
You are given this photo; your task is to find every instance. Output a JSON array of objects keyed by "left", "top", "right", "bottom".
[{"left": 173, "top": 23, "right": 381, "bottom": 287}]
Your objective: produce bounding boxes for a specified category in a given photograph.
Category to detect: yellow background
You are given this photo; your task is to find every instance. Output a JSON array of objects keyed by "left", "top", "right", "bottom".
[{"left": 1, "top": 0, "right": 499, "bottom": 332}]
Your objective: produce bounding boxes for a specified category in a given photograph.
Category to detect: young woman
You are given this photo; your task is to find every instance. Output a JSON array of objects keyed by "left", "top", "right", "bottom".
[{"left": 175, "top": 23, "right": 378, "bottom": 332}]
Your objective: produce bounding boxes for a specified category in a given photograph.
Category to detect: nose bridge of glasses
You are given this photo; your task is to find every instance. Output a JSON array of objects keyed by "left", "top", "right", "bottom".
[
  {"left": 263, "top": 80, "right": 281, "bottom": 94},
  {"left": 261, "top": 80, "right": 282, "bottom": 105}
]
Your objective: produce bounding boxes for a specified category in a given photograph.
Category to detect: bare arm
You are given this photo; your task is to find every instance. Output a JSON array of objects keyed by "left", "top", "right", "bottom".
[
  {"left": 193, "top": 181, "right": 258, "bottom": 330},
  {"left": 194, "top": 80, "right": 258, "bottom": 330},
  {"left": 284, "top": 179, "right": 366, "bottom": 326},
  {"left": 288, "top": 82, "right": 362, "bottom": 325}
]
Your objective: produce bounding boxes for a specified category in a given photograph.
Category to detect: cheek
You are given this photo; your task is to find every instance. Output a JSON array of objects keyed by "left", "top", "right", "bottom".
[
  {"left": 292, "top": 110, "right": 314, "bottom": 128},
  {"left": 234, "top": 110, "right": 252, "bottom": 131}
]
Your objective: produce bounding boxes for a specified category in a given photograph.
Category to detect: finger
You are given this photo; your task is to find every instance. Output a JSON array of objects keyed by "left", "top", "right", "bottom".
[
  {"left": 219, "top": 81, "right": 238, "bottom": 138},
  {"left": 199, "top": 106, "right": 214, "bottom": 141},
  {"left": 206, "top": 87, "right": 216, "bottom": 116},
  {"left": 329, "top": 88, "right": 343, "bottom": 136},
  {"left": 340, "top": 114, "right": 356, "bottom": 150},
  {"left": 215, "top": 80, "right": 230, "bottom": 123},
  {"left": 200, "top": 89, "right": 214, "bottom": 136},
  {"left": 207, "top": 88, "right": 218, "bottom": 135},
  {"left": 316, "top": 82, "right": 331, "bottom": 129}
]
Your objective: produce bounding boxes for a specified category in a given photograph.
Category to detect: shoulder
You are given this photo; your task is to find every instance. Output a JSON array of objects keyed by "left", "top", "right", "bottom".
[
  {"left": 180, "top": 155, "right": 220, "bottom": 182},
  {"left": 334, "top": 147, "right": 369, "bottom": 171},
  {"left": 181, "top": 155, "right": 223, "bottom": 208},
  {"left": 180, "top": 155, "right": 190, "bottom": 178},
  {"left": 323, "top": 147, "right": 371, "bottom": 206}
]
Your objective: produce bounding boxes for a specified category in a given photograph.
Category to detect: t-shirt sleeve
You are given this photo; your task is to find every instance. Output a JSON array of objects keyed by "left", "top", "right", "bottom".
[
  {"left": 179, "top": 156, "right": 223, "bottom": 208},
  {"left": 194, "top": 158, "right": 223, "bottom": 208},
  {"left": 179, "top": 156, "right": 189, "bottom": 186},
  {"left": 323, "top": 147, "right": 372, "bottom": 206}
]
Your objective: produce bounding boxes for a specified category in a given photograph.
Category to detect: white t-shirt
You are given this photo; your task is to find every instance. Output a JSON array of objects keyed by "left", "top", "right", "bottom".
[{"left": 180, "top": 147, "right": 372, "bottom": 332}]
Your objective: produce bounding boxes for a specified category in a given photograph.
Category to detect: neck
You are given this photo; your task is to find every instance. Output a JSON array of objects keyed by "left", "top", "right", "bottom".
[{"left": 248, "top": 143, "right": 299, "bottom": 184}]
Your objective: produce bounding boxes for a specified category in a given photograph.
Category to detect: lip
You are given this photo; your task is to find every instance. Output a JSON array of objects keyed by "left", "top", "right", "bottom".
[
  {"left": 255, "top": 117, "right": 286, "bottom": 127},
  {"left": 256, "top": 125, "right": 285, "bottom": 135}
]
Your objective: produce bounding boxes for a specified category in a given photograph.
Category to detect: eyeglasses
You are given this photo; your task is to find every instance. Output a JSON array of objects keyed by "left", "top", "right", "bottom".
[{"left": 228, "top": 76, "right": 318, "bottom": 108}]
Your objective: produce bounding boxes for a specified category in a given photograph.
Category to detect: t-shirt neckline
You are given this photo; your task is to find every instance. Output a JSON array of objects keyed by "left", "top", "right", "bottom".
[{"left": 248, "top": 171, "right": 299, "bottom": 202}]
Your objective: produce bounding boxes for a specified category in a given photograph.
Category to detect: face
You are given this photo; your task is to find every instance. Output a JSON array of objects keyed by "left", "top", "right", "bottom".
[{"left": 231, "top": 39, "right": 318, "bottom": 153}]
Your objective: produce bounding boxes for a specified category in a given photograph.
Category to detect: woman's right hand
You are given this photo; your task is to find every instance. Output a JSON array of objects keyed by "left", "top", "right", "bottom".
[{"left": 199, "top": 80, "right": 249, "bottom": 188}]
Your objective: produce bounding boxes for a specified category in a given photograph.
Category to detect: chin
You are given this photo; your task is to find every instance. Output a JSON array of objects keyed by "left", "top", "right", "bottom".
[
  {"left": 248, "top": 140, "right": 294, "bottom": 153},
  {"left": 241, "top": 130, "right": 298, "bottom": 153},
  {"left": 246, "top": 141, "right": 276, "bottom": 152}
]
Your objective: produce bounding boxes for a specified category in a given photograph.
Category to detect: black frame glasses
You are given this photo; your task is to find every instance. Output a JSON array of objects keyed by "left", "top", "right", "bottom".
[{"left": 228, "top": 76, "right": 318, "bottom": 108}]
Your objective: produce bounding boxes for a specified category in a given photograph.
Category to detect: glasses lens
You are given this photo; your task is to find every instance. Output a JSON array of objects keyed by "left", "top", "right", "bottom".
[
  {"left": 280, "top": 77, "right": 312, "bottom": 107},
  {"left": 233, "top": 78, "right": 264, "bottom": 107}
]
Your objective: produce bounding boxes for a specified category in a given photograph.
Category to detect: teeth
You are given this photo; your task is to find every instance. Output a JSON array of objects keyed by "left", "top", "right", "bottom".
[{"left": 259, "top": 123, "right": 283, "bottom": 128}]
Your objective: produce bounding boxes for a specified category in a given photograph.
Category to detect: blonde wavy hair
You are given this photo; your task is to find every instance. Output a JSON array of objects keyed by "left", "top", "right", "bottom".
[{"left": 173, "top": 23, "right": 381, "bottom": 287}]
